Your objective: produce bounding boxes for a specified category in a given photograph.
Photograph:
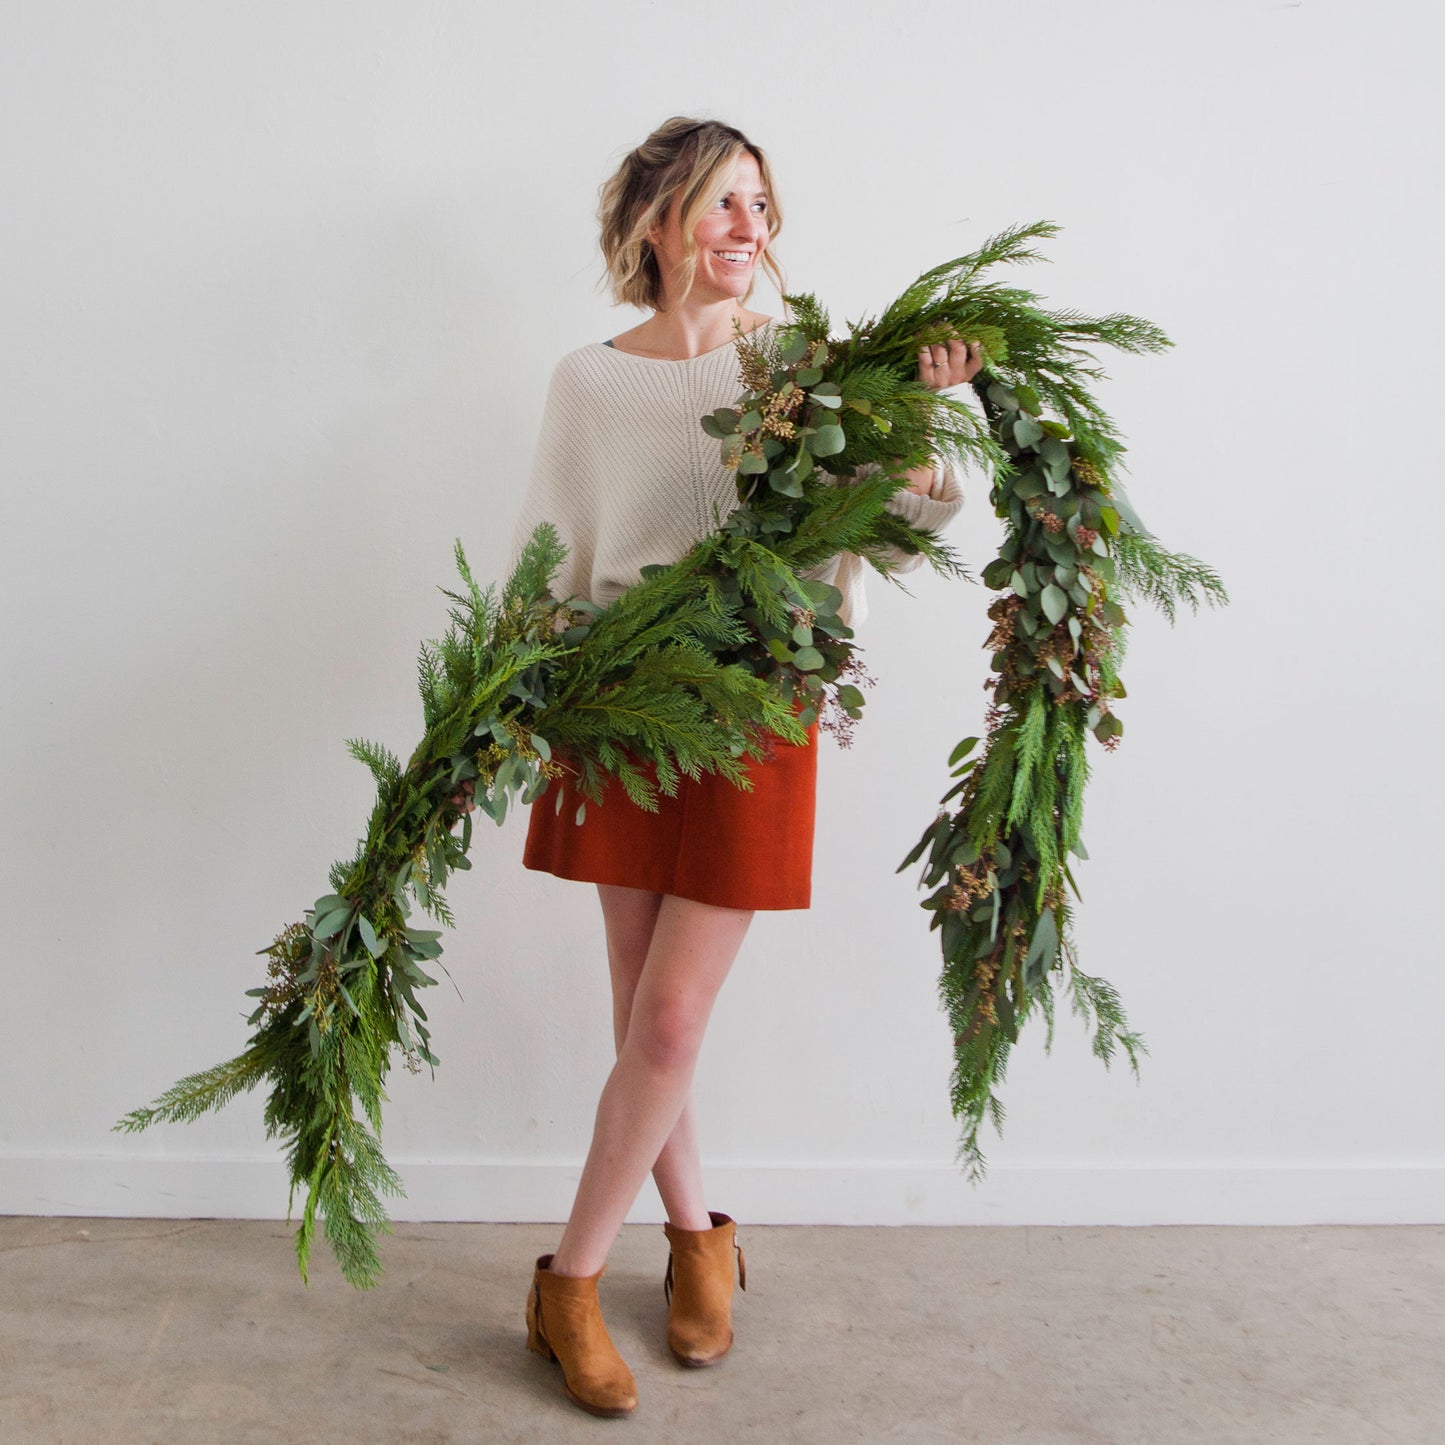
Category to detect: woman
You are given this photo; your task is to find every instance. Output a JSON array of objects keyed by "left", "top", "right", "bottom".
[{"left": 490, "top": 117, "right": 978, "bottom": 1418}]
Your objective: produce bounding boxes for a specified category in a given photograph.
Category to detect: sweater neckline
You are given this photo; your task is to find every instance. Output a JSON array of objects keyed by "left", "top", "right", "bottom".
[{"left": 599, "top": 317, "right": 778, "bottom": 364}]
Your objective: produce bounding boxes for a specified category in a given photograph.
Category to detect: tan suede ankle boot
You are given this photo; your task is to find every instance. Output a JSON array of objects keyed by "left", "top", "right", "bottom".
[
  {"left": 526, "top": 1253, "right": 638, "bottom": 1417},
  {"left": 661, "top": 1210, "right": 747, "bottom": 1366}
]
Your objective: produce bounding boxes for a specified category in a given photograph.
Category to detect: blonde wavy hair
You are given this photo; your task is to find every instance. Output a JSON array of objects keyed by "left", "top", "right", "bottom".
[{"left": 597, "top": 116, "right": 785, "bottom": 312}]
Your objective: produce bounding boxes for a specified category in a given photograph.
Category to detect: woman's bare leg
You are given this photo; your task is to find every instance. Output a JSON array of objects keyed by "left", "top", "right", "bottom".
[
  {"left": 596, "top": 884, "right": 712, "bottom": 1232},
  {"left": 548, "top": 891, "right": 753, "bottom": 1278}
]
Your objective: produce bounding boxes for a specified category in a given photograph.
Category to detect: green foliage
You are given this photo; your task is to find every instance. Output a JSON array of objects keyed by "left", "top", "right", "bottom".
[
  {"left": 895, "top": 223, "right": 1224, "bottom": 1174},
  {"left": 115, "top": 405, "right": 904, "bottom": 1286},
  {"left": 115, "top": 1050, "right": 273, "bottom": 1130},
  {"left": 120, "top": 221, "right": 1223, "bottom": 1283},
  {"left": 1114, "top": 532, "right": 1229, "bottom": 624}
]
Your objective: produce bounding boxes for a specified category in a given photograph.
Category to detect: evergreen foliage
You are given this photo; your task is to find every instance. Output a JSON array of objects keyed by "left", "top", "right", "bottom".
[
  {"left": 118, "top": 221, "right": 1223, "bottom": 1281},
  {"left": 893, "top": 222, "right": 1226, "bottom": 1175}
]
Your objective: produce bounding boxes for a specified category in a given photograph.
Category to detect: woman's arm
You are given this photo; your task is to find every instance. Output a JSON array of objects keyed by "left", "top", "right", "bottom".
[
  {"left": 504, "top": 356, "right": 597, "bottom": 606},
  {"left": 846, "top": 458, "right": 966, "bottom": 575},
  {"left": 858, "top": 335, "right": 981, "bottom": 569}
]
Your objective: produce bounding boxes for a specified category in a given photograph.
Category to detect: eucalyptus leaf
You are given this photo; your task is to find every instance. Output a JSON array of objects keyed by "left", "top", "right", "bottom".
[
  {"left": 1107, "top": 479, "right": 1153, "bottom": 537},
  {"left": 356, "top": 915, "right": 385, "bottom": 959},
  {"left": 779, "top": 329, "right": 809, "bottom": 364},
  {"left": 948, "top": 736, "right": 980, "bottom": 766},
  {"left": 800, "top": 578, "right": 844, "bottom": 611},
  {"left": 312, "top": 908, "right": 351, "bottom": 941},
  {"left": 1039, "top": 437, "right": 1069, "bottom": 469},
  {"left": 1022, "top": 908, "right": 1060, "bottom": 988},
  {"left": 1013, "top": 416, "right": 1043, "bottom": 447}
]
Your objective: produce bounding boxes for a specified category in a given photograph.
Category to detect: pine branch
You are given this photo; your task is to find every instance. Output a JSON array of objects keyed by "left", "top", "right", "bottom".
[
  {"left": 115, "top": 1048, "right": 273, "bottom": 1130},
  {"left": 1114, "top": 532, "right": 1229, "bottom": 624}
]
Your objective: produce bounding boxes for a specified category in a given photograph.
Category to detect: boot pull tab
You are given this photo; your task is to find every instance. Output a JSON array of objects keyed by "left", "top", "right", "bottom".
[{"left": 735, "top": 1238, "right": 747, "bottom": 1292}]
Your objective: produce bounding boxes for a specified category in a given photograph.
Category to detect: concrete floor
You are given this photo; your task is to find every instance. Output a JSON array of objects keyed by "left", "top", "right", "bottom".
[{"left": 1, "top": 1219, "right": 1440, "bottom": 1444}]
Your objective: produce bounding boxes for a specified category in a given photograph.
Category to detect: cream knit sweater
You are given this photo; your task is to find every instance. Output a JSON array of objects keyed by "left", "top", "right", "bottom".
[{"left": 505, "top": 319, "right": 968, "bottom": 631}]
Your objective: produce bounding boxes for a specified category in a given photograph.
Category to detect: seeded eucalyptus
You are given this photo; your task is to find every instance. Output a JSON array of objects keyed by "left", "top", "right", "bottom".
[
  {"left": 887, "top": 224, "right": 1227, "bottom": 1176},
  {"left": 115, "top": 220, "right": 1220, "bottom": 1285}
]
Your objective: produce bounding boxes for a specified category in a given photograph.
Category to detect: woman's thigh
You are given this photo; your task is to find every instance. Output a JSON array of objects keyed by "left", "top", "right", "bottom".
[
  {"left": 622, "top": 893, "right": 754, "bottom": 1068},
  {"left": 597, "top": 883, "right": 665, "bottom": 1049}
]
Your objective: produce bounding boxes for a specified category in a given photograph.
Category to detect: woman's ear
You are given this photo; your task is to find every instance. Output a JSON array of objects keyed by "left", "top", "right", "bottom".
[{"left": 647, "top": 197, "right": 675, "bottom": 248}]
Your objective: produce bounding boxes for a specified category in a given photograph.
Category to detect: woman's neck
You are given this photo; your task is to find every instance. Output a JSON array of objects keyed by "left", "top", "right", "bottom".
[{"left": 612, "top": 303, "right": 771, "bottom": 361}]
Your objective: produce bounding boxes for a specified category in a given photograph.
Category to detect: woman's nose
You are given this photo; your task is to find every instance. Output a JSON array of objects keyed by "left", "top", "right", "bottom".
[{"left": 733, "top": 211, "right": 766, "bottom": 247}]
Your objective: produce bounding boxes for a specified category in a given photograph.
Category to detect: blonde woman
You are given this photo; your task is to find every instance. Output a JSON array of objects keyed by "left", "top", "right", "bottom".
[{"left": 487, "top": 116, "right": 979, "bottom": 1418}]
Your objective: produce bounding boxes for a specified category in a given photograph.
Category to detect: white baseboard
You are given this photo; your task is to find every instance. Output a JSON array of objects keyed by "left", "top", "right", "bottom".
[{"left": 4, "top": 1156, "right": 1441, "bottom": 1226}]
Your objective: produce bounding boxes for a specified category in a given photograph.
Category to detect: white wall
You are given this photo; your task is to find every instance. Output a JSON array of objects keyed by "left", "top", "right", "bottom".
[{"left": 4, "top": 1, "right": 1440, "bottom": 1232}]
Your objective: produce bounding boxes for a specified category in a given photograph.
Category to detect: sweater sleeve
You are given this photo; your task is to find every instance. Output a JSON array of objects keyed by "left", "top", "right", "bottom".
[
  {"left": 867, "top": 378, "right": 986, "bottom": 569},
  {"left": 857, "top": 457, "right": 966, "bottom": 574},
  {"left": 797, "top": 456, "right": 968, "bottom": 632},
  {"left": 504, "top": 358, "right": 597, "bottom": 605}
]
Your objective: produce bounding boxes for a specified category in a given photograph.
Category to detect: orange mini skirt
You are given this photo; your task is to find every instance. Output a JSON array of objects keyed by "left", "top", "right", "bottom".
[{"left": 521, "top": 718, "right": 820, "bottom": 911}]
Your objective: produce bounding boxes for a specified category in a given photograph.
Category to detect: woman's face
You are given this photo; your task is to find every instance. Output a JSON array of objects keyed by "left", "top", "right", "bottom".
[{"left": 649, "top": 151, "right": 770, "bottom": 309}]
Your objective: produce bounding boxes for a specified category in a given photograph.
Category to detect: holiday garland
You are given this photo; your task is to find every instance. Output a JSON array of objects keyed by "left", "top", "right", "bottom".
[{"left": 117, "top": 221, "right": 1223, "bottom": 1285}]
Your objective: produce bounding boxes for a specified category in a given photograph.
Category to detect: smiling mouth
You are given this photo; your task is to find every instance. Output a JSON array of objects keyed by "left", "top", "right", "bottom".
[{"left": 714, "top": 251, "right": 753, "bottom": 266}]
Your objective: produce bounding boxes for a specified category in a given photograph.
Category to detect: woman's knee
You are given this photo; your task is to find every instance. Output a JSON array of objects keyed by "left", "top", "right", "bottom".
[
  {"left": 624, "top": 993, "right": 709, "bottom": 1073},
  {"left": 618, "top": 893, "right": 754, "bottom": 1071}
]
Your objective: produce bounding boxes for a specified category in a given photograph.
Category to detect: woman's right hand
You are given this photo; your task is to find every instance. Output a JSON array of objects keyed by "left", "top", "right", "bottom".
[{"left": 449, "top": 779, "right": 477, "bottom": 814}]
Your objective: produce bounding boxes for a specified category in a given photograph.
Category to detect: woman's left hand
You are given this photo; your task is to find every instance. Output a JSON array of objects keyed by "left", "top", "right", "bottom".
[{"left": 919, "top": 337, "right": 985, "bottom": 391}]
